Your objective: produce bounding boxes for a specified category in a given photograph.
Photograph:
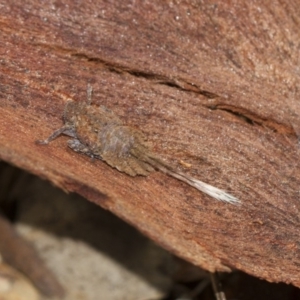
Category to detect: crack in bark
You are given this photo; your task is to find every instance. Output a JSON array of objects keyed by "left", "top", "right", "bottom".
[
  {"left": 31, "top": 44, "right": 219, "bottom": 99},
  {"left": 34, "top": 45, "right": 294, "bottom": 136},
  {"left": 71, "top": 52, "right": 218, "bottom": 99},
  {"left": 73, "top": 51, "right": 295, "bottom": 136},
  {"left": 207, "top": 104, "right": 295, "bottom": 135}
]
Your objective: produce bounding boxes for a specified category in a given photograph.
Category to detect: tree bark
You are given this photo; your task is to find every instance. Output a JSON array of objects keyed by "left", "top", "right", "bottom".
[{"left": 0, "top": 0, "right": 300, "bottom": 287}]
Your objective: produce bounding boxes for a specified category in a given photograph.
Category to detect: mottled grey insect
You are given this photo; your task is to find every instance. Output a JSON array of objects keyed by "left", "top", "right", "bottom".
[{"left": 37, "top": 86, "right": 239, "bottom": 204}]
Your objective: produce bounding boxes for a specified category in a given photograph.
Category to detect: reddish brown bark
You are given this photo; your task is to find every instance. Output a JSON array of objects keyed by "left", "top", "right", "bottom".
[{"left": 0, "top": 0, "right": 300, "bottom": 287}]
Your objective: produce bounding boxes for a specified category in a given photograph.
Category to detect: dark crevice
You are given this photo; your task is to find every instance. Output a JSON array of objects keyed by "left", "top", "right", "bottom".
[
  {"left": 207, "top": 105, "right": 295, "bottom": 135},
  {"left": 126, "top": 69, "right": 165, "bottom": 80},
  {"left": 131, "top": 74, "right": 219, "bottom": 99},
  {"left": 34, "top": 43, "right": 220, "bottom": 99},
  {"left": 156, "top": 80, "right": 182, "bottom": 89},
  {"left": 71, "top": 52, "right": 219, "bottom": 99},
  {"left": 208, "top": 105, "right": 257, "bottom": 126},
  {"left": 223, "top": 109, "right": 257, "bottom": 125},
  {"left": 157, "top": 78, "right": 219, "bottom": 99},
  {"left": 191, "top": 89, "right": 218, "bottom": 99},
  {"left": 33, "top": 44, "right": 296, "bottom": 136}
]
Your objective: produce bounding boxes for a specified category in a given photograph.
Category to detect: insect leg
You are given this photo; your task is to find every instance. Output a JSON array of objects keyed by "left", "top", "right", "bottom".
[{"left": 36, "top": 126, "right": 74, "bottom": 145}]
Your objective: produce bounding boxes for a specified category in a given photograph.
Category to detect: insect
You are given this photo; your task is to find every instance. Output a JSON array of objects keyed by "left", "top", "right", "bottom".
[{"left": 37, "top": 86, "right": 239, "bottom": 204}]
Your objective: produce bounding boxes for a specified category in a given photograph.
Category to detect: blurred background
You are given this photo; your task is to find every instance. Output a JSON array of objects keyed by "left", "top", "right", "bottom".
[{"left": 0, "top": 161, "right": 299, "bottom": 300}]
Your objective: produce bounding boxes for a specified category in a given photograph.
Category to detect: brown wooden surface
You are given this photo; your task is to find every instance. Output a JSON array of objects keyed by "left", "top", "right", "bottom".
[{"left": 0, "top": 0, "right": 300, "bottom": 287}]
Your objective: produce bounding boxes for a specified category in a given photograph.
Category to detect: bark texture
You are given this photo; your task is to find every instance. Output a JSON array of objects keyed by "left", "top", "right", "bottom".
[{"left": 0, "top": 0, "right": 300, "bottom": 287}]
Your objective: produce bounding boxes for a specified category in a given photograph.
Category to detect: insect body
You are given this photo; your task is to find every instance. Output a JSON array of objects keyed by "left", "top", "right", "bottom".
[{"left": 37, "top": 87, "right": 239, "bottom": 204}]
